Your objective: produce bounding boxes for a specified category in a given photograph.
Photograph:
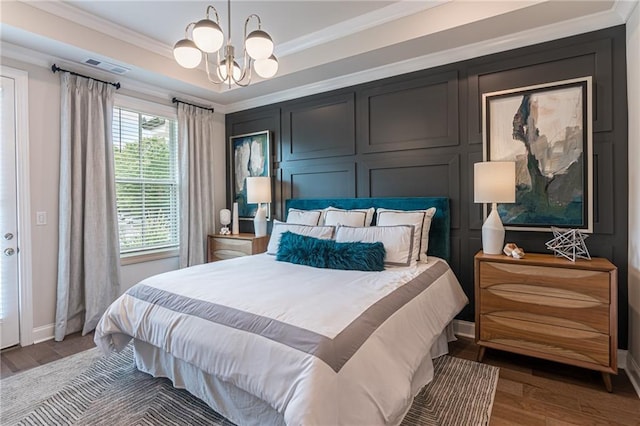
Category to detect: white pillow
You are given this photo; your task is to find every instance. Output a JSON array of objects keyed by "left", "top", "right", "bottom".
[
  {"left": 324, "top": 207, "right": 375, "bottom": 227},
  {"left": 375, "top": 207, "right": 436, "bottom": 262},
  {"left": 335, "top": 225, "right": 415, "bottom": 266},
  {"left": 286, "top": 208, "right": 323, "bottom": 226},
  {"left": 267, "top": 220, "right": 335, "bottom": 254}
]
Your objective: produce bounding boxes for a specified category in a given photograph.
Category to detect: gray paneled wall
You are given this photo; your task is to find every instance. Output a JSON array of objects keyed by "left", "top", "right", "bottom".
[{"left": 226, "top": 25, "right": 629, "bottom": 348}]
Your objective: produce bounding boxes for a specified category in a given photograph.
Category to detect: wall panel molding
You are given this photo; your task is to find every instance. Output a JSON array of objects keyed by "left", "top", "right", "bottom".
[
  {"left": 357, "top": 70, "right": 459, "bottom": 153},
  {"left": 593, "top": 136, "right": 614, "bottom": 234},
  {"left": 467, "top": 36, "right": 613, "bottom": 144},
  {"left": 468, "top": 151, "right": 484, "bottom": 230},
  {"left": 281, "top": 92, "right": 355, "bottom": 161},
  {"left": 280, "top": 160, "right": 357, "bottom": 214},
  {"left": 358, "top": 153, "right": 460, "bottom": 229}
]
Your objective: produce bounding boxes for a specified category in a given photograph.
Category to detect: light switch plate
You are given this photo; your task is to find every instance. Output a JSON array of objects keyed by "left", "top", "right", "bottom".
[{"left": 36, "top": 211, "right": 47, "bottom": 225}]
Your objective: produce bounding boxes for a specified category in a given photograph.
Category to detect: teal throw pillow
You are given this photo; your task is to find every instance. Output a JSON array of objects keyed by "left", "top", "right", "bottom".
[{"left": 276, "top": 231, "right": 385, "bottom": 272}]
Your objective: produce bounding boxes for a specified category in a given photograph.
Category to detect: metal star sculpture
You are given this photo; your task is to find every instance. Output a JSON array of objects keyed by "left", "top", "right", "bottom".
[{"left": 545, "top": 227, "right": 591, "bottom": 262}]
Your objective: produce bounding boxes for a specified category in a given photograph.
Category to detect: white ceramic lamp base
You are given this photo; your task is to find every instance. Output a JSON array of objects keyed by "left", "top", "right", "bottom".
[
  {"left": 482, "top": 203, "right": 505, "bottom": 255},
  {"left": 232, "top": 202, "right": 239, "bottom": 235},
  {"left": 254, "top": 203, "right": 267, "bottom": 237}
]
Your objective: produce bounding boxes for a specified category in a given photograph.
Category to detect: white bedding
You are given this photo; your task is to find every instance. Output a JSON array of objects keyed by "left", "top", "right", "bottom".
[{"left": 95, "top": 254, "right": 468, "bottom": 425}]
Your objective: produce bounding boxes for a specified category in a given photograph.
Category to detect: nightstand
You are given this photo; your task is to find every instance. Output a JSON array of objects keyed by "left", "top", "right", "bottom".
[
  {"left": 474, "top": 251, "right": 618, "bottom": 392},
  {"left": 207, "top": 233, "right": 269, "bottom": 262}
]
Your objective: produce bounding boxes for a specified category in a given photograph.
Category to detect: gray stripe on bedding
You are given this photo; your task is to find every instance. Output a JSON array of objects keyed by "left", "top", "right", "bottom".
[{"left": 127, "top": 260, "right": 449, "bottom": 372}]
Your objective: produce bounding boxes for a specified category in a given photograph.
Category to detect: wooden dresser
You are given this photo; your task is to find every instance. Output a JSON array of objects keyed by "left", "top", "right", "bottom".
[
  {"left": 474, "top": 251, "right": 618, "bottom": 391},
  {"left": 207, "top": 233, "right": 269, "bottom": 262}
]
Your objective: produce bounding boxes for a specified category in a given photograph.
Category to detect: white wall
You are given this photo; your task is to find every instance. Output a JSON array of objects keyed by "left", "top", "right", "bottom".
[
  {"left": 0, "top": 55, "right": 227, "bottom": 341},
  {"left": 627, "top": 1, "right": 640, "bottom": 394}
]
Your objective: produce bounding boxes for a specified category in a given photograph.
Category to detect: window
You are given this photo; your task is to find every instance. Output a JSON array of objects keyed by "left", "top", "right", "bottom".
[{"left": 112, "top": 106, "right": 179, "bottom": 255}]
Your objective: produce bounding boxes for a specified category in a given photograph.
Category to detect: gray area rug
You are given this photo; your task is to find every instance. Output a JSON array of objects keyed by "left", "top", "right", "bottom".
[{"left": 1, "top": 345, "right": 498, "bottom": 425}]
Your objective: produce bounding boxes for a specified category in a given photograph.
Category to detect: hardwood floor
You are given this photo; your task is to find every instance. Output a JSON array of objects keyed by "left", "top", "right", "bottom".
[
  {"left": 449, "top": 338, "right": 640, "bottom": 425},
  {"left": 1, "top": 331, "right": 96, "bottom": 379},
  {"left": 2, "top": 334, "right": 638, "bottom": 424}
]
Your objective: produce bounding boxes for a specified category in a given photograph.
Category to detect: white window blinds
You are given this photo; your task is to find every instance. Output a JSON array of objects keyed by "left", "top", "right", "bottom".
[{"left": 112, "top": 107, "right": 179, "bottom": 254}]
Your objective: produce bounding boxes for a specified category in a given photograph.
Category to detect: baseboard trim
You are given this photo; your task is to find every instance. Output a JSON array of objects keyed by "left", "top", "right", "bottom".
[
  {"left": 32, "top": 323, "right": 54, "bottom": 344},
  {"left": 626, "top": 353, "right": 640, "bottom": 398},
  {"left": 453, "top": 319, "right": 475, "bottom": 339},
  {"left": 618, "top": 349, "right": 627, "bottom": 371}
]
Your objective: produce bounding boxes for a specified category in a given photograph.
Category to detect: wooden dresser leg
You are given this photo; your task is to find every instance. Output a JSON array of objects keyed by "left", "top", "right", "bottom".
[
  {"left": 477, "top": 346, "right": 486, "bottom": 363},
  {"left": 601, "top": 372, "right": 613, "bottom": 392}
]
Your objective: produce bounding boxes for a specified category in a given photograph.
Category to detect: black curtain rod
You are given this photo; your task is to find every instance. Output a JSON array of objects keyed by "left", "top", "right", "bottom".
[
  {"left": 51, "top": 64, "right": 121, "bottom": 89},
  {"left": 172, "top": 97, "right": 215, "bottom": 112}
]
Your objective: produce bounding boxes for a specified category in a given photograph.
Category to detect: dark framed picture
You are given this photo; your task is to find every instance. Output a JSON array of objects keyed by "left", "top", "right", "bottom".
[
  {"left": 231, "top": 131, "right": 271, "bottom": 220},
  {"left": 482, "top": 76, "right": 593, "bottom": 232}
]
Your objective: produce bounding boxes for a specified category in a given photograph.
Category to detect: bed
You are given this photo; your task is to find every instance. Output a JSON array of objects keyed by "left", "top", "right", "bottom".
[{"left": 95, "top": 197, "right": 468, "bottom": 426}]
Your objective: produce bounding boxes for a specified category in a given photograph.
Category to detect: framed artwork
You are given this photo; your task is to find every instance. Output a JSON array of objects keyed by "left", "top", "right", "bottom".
[
  {"left": 482, "top": 76, "right": 593, "bottom": 232},
  {"left": 231, "top": 131, "right": 271, "bottom": 220}
]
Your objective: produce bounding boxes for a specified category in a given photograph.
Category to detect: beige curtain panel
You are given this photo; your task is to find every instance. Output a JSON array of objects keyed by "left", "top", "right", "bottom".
[
  {"left": 55, "top": 73, "right": 121, "bottom": 341},
  {"left": 178, "top": 103, "right": 216, "bottom": 268}
]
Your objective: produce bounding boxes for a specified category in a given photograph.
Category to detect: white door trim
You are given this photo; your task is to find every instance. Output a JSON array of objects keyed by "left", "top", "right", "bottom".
[{"left": 1, "top": 66, "right": 33, "bottom": 346}]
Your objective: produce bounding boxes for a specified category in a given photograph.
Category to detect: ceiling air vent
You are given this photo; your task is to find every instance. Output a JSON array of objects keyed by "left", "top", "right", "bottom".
[{"left": 82, "top": 58, "right": 130, "bottom": 75}]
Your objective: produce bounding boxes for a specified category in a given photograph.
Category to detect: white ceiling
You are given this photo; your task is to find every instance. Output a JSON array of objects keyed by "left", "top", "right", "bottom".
[{"left": 1, "top": 0, "right": 637, "bottom": 113}]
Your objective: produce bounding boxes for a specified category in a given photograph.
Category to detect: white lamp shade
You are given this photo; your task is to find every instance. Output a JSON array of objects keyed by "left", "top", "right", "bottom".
[
  {"left": 192, "top": 19, "right": 224, "bottom": 53},
  {"left": 173, "top": 39, "right": 202, "bottom": 69},
  {"left": 474, "top": 161, "right": 516, "bottom": 203},
  {"left": 245, "top": 30, "right": 274, "bottom": 60},
  {"left": 254, "top": 55, "right": 278, "bottom": 78},
  {"left": 246, "top": 176, "right": 271, "bottom": 204}
]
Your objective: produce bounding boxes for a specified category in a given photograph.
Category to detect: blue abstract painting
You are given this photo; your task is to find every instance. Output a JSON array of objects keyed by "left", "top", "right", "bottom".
[
  {"left": 483, "top": 77, "right": 592, "bottom": 232},
  {"left": 231, "top": 131, "right": 270, "bottom": 219}
]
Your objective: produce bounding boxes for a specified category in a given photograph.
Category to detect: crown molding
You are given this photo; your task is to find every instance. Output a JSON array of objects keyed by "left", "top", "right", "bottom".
[
  {"left": 6, "top": 1, "right": 632, "bottom": 114},
  {"left": 0, "top": 41, "right": 227, "bottom": 114},
  {"left": 25, "top": 0, "right": 448, "bottom": 63},
  {"left": 25, "top": 0, "right": 174, "bottom": 60},
  {"left": 275, "top": 0, "right": 448, "bottom": 58},
  {"left": 613, "top": 0, "right": 639, "bottom": 22},
  {"left": 226, "top": 4, "right": 627, "bottom": 113}
]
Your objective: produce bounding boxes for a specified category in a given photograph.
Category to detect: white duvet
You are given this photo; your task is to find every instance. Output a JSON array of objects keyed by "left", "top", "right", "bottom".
[{"left": 95, "top": 254, "right": 468, "bottom": 425}]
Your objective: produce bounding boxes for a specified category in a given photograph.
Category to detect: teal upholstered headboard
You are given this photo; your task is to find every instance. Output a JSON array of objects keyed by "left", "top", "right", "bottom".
[{"left": 285, "top": 197, "right": 450, "bottom": 262}]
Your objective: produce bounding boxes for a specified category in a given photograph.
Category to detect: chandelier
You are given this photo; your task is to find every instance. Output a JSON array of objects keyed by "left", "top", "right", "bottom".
[{"left": 173, "top": 0, "right": 278, "bottom": 87}]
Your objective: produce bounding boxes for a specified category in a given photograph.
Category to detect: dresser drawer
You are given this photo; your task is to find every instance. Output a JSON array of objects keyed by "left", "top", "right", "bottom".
[
  {"left": 213, "top": 248, "right": 250, "bottom": 260},
  {"left": 480, "top": 287, "right": 610, "bottom": 333},
  {"left": 213, "top": 237, "right": 253, "bottom": 256},
  {"left": 474, "top": 252, "right": 618, "bottom": 389},
  {"left": 479, "top": 261, "right": 610, "bottom": 303},
  {"left": 480, "top": 314, "right": 610, "bottom": 367},
  {"left": 207, "top": 234, "right": 269, "bottom": 262}
]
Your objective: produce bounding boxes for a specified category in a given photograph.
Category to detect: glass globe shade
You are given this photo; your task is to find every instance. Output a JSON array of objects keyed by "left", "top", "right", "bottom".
[
  {"left": 245, "top": 30, "right": 274, "bottom": 60},
  {"left": 192, "top": 19, "right": 224, "bottom": 53},
  {"left": 173, "top": 39, "right": 202, "bottom": 69},
  {"left": 254, "top": 55, "right": 278, "bottom": 78},
  {"left": 218, "top": 59, "right": 242, "bottom": 82}
]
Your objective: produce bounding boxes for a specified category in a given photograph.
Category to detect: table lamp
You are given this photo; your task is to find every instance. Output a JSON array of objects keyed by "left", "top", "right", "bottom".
[
  {"left": 474, "top": 161, "right": 516, "bottom": 255},
  {"left": 246, "top": 176, "right": 271, "bottom": 237}
]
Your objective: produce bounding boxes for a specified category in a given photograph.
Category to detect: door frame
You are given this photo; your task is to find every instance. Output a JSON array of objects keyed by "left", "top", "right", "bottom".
[{"left": 1, "top": 66, "right": 33, "bottom": 346}]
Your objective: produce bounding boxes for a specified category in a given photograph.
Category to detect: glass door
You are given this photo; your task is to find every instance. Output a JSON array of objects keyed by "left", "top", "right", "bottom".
[{"left": 1, "top": 74, "right": 20, "bottom": 349}]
